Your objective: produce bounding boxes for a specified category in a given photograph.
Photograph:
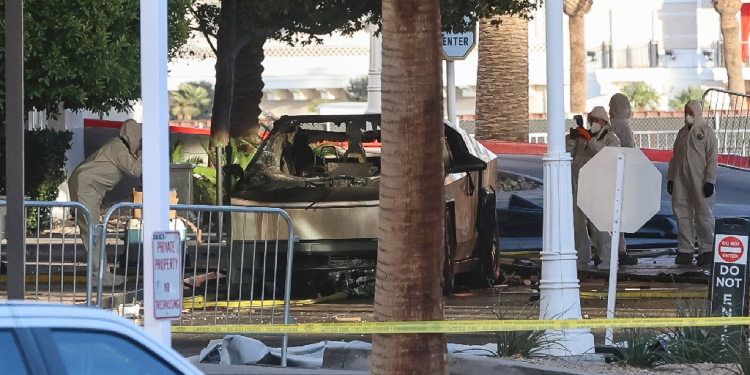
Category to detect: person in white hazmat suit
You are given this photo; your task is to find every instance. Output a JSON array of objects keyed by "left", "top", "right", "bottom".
[
  {"left": 667, "top": 100, "right": 718, "bottom": 266},
  {"left": 69, "top": 119, "right": 142, "bottom": 286},
  {"left": 605, "top": 94, "right": 639, "bottom": 266},
  {"left": 608, "top": 93, "right": 636, "bottom": 148},
  {"left": 568, "top": 106, "right": 622, "bottom": 270}
]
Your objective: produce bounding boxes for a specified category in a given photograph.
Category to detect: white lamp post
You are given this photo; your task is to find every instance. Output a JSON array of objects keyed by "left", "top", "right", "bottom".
[
  {"left": 538, "top": 0, "right": 595, "bottom": 356},
  {"left": 140, "top": 0, "right": 171, "bottom": 344},
  {"left": 365, "top": 23, "right": 382, "bottom": 115}
]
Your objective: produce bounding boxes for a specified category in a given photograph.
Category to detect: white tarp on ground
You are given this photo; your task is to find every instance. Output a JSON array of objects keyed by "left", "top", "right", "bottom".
[{"left": 193, "top": 336, "right": 497, "bottom": 368}]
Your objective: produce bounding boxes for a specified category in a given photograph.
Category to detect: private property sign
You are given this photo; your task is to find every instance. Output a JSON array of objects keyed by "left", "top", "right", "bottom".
[
  {"left": 710, "top": 234, "right": 749, "bottom": 321},
  {"left": 153, "top": 231, "right": 182, "bottom": 320}
]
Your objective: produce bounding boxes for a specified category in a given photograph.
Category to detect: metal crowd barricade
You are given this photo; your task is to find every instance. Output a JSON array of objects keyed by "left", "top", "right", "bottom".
[
  {"left": 96, "top": 203, "right": 296, "bottom": 365},
  {"left": 0, "top": 200, "right": 94, "bottom": 305},
  {"left": 702, "top": 88, "right": 750, "bottom": 168}
]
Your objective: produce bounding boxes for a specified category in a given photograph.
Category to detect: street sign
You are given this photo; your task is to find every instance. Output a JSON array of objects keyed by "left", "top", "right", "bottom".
[
  {"left": 577, "top": 147, "right": 662, "bottom": 234},
  {"left": 442, "top": 25, "right": 476, "bottom": 60},
  {"left": 710, "top": 218, "right": 750, "bottom": 326},
  {"left": 152, "top": 231, "right": 182, "bottom": 320},
  {"left": 717, "top": 236, "right": 744, "bottom": 263},
  {"left": 577, "top": 147, "right": 662, "bottom": 345}
]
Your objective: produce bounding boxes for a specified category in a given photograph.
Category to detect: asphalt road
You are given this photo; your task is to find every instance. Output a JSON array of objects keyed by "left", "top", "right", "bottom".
[{"left": 496, "top": 154, "right": 750, "bottom": 218}]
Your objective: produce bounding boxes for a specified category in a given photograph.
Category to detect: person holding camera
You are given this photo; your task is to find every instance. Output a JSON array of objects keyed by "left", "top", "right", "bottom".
[{"left": 567, "top": 107, "right": 633, "bottom": 271}]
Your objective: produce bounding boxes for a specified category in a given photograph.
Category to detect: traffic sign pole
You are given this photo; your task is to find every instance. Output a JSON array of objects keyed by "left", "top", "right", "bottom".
[
  {"left": 605, "top": 153, "right": 626, "bottom": 346},
  {"left": 446, "top": 60, "right": 457, "bottom": 127}
]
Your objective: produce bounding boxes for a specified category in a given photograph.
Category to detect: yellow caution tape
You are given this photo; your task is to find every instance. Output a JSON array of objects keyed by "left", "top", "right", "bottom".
[
  {"left": 580, "top": 290, "right": 707, "bottom": 299},
  {"left": 181, "top": 291, "right": 348, "bottom": 309},
  {"left": 171, "top": 317, "right": 750, "bottom": 335},
  {"left": 0, "top": 274, "right": 88, "bottom": 283},
  {"left": 183, "top": 296, "right": 318, "bottom": 309}
]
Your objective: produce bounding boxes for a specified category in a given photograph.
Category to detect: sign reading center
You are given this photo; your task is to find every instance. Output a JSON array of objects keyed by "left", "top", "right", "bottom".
[{"left": 153, "top": 231, "right": 182, "bottom": 320}]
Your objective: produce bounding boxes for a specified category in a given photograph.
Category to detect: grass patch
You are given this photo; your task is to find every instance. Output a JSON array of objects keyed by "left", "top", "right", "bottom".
[
  {"left": 617, "top": 328, "right": 667, "bottom": 369},
  {"left": 662, "top": 299, "right": 729, "bottom": 365},
  {"left": 494, "top": 306, "right": 553, "bottom": 357}
]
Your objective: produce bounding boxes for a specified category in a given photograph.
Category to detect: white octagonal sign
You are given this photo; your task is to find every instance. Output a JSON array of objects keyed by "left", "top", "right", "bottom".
[
  {"left": 577, "top": 147, "right": 662, "bottom": 233},
  {"left": 442, "top": 28, "right": 476, "bottom": 60}
]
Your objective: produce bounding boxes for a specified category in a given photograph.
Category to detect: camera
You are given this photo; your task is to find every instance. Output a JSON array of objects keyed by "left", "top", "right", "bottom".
[{"left": 574, "top": 114, "right": 584, "bottom": 127}]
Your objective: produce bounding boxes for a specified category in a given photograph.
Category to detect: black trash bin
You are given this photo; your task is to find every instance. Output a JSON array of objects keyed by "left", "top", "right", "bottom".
[{"left": 709, "top": 217, "right": 750, "bottom": 321}]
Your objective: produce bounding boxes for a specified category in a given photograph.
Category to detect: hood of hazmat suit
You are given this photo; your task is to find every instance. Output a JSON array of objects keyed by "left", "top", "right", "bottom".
[
  {"left": 120, "top": 119, "right": 142, "bottom": 155},
  {"left": 567, "top": 106, "right": 619, "bottom": 178},
  {"left": 667, "top": 100, "right": 718, "bottom": 254},
  {"left": 608, "top": 93, "right": 635, "bottom": 148},
  {"left": 69, "top": 119, "right": 143, "bottom": 197}
]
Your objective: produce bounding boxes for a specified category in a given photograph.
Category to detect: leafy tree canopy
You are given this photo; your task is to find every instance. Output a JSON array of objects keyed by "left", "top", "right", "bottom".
[
  {"left": 194, "top": 0, "right": 538, "bottom": 47},
  {"left": 170, "top": 83, "right": 212, "bottom": 120},
  {"left": 669, "top": 85, "right": 704, "bottom": 110},
  {"left": 192, "top": 0, "right": 538, "bottom": 143},
  {"left": 621, "top": 82, "right": 661, "bottom": 111},
  {"left": 0, "top": 0, "right": 192, "bottom": 119},
  {"left": 345, "top": 76, "right": 368, "bottom": 102}
]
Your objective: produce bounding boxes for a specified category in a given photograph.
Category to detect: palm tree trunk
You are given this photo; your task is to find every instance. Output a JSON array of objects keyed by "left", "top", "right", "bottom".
[
  {"left": 211, "top": 0, "right": 243, "bottom": 146},
  {"left": 370, "top": 0, "right": 447, "bottom": 373},
  {"left": 716, "top": 0, "right": 745, "bottom": 97},
  {"left": 475, "top": 16, "right": 529, "bottom": 142},
  {"left": 229, "top": 34, "right": 267, "bottom": 142},
  {"left": 569, "top": 14, "right": 587, "bottom": 112}
]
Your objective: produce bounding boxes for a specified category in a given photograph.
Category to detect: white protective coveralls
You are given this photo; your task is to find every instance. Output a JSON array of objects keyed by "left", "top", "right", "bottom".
[
  {"left": 568, "top": 107, "right": 621, "bottom": 268},
  {"left": 607, "top": 93, "right": 635, "bottom": 254},
  {"left": 667, "top": 100, "right": 718, "bottom": 255},
  {"left": 69, "top": 120, "right": 142, "bottom": 286},
  {"left": 608, "top": 93, "right": 636, "bottom": 148}
]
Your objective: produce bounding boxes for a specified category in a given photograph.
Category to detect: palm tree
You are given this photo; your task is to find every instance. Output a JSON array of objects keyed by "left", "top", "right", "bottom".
[
  {"left": 714, "top": 0, "right": 744, "bottom": 99},
  {"left": 170, "top": 83, "right": 212, "bottom": 120},
  {"left": 564, "top": 0, "right": 593, "bottom": 113},
  {"left": 621, "top": 82, "right": 660, "bottom": 111},
  {"left": 475, "top": 16, "right": 529, "bottom": 142},
  {"left": 370, "top": 0, "right": 447, "bottom": 373},
  {"left": 669, "top": 85, "right": 704, "bottom": 110}
]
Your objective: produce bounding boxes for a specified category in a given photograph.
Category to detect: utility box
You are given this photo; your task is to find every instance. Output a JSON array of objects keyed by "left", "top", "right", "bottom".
[
  {"left": 709, "top": 218, "right": 750, "bottom": 323},
  {"left": 170, "top": 163, "right": 195, "bottom": 206}
]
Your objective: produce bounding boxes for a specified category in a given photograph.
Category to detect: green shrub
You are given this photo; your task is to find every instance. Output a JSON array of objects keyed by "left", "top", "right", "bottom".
[
  {"left": 0, "top": 128, "right": 73, "bottom": 231},
  {"left": 618, "top": 328, "right": 666, "bottom": 369}
]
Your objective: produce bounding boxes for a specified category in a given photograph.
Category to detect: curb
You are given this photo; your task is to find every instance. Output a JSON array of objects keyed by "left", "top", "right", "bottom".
[
  {"left": 197, "top": 363, "right": 368, "bottom": 375},
  {"left": 479, "top": 140, "right": 675, "bottom": 163},
  {"left": 480, "top": 140, "right": 750, "bottom": 172},
  {"left": 479, "top": 140, "right": 547, "bottom": 156},
  {"left": 322, "top": 348, "right": 604, "bottom": 375}
]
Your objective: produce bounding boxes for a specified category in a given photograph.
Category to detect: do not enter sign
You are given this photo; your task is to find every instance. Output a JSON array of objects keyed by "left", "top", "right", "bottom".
[
  {"left": 710, "top": 231, "right": 750, "bottom": 326},
  {"left": 718, "top": 236, "right": 745, "bottom": 263}
]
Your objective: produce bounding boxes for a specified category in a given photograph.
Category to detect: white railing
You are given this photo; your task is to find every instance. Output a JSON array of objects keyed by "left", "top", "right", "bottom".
[{"left": 528, "top": 133, "right": 548, "bottom": 143}]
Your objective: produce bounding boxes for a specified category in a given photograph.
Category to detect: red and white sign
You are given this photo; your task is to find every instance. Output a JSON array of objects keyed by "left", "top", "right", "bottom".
[
  {"left": 153, "top": 231, "right": 182, "bottom": 320},
  {"left": 715, "top": 235, "right": 748, "bottom": 264}
]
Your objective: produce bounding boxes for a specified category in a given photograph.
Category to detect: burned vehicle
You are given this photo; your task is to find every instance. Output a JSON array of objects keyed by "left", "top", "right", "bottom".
[{"left": 229, "top": 114, "right": 500, "bottom": 295}]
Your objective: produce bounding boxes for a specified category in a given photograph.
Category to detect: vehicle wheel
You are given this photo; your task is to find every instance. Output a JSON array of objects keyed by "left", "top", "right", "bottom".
[
  {"left": 443, "top": 203, "right": 457, "bottom": 296},
  {"left": 475, "top": 188, "right": 502, "bottom": 287},
  {"left": 482, "top": 221, "right": 502, "bottom": 285}
]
